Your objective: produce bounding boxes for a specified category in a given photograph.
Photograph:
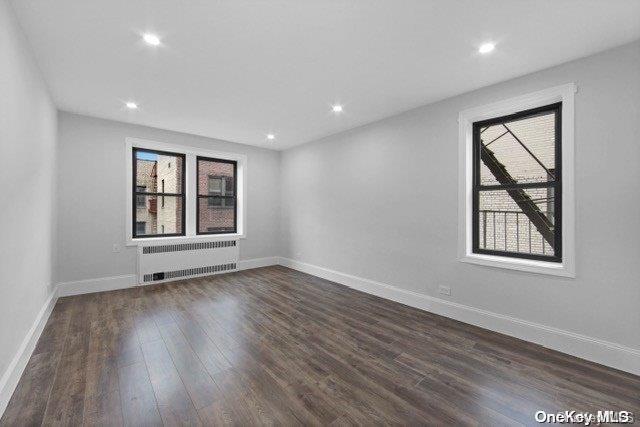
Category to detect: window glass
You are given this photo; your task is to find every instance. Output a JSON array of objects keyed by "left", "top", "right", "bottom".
[
  {"left": 197, "top": 157, "right": 237, "bottom": 234},
  {"left": 198, "top": 161, "right": 235, "bottom": 195},
  {"left": 135, "top": 221, "right": 146, "bottom": 235},
  {"left": 133, "top": 148, "right": 185, "bottom": 237},
  {"left": 135, "top": 150, "right": 184, "bottom": 192},
  {"left": 198, "top": 202, "right": 236, "bottom": 234},
  {"left": 136, "top": 186, "right": 146, "bottom": 207},
  {"left": 473, "top": 103, "right": 561, "bottom": 261},
  {"left": 477, "top": 188, "right": 555, "bottom": 256},
  {"left": 133, "top": 195, "right": 183, "bottom": 236},
  {"left": 479, "top": 110, "right": 556, "bottom": 185}
]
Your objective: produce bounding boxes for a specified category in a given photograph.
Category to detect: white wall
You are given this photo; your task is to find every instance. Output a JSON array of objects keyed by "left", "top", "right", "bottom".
[
  {"left": 56, "top": 112, "right": 281, "bottom": 284},
  {"left": 0, "top": 0, "right": 57, "bottom": 404},
  {"left": 281, "top": 42, "right": 640, "bottom": 355}
]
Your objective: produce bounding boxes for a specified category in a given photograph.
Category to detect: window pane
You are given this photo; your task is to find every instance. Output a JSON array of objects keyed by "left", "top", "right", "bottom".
[
  {"left": 198, "top": 201, "right": 235, "bottom": 233},
  {"left": 206, "top": 196, "right": 233, "bottom": 207},
  {"left": 135, "top": 187, "right": 147, "bottom": 208},
  {"left": 480, "top": 109, "right": 556, "bottom": 185},
  {"left": 198, "top": 159, "right": 235, "bottom": 196},
  {"left": 134, "top": 195, "right": 183, "bottom": 235},
  {"left": 477, "top": 187, "right": 556, "bottom": 256},
  {"left": 135, "top": 221, "right": 146, "bottom": 235},
  {"left": 208, "top": 177, "right": 222, "bottom": 194},
  {"left": 135, "top": 150, "right": 184, "bottom": 193}
]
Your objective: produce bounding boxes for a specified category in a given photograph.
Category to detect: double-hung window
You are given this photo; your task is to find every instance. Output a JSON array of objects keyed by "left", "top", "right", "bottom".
[
  {"left": 127, "top": 138, "right": 245, "bottom": 244},
  {"left": 472, "top": 103, "right": 561, "bottom": 262},
  {"left": 458, "top": 84, "right": 575, "bottom": 277},
  {"left": 132, "top": 148, "right": 185, "bottom": 238},
  {"left": 197, "top": 157, "right": 237, "bottom": 234}
]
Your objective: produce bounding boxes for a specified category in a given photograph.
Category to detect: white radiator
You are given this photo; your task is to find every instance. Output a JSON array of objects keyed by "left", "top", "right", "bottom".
[{"left": 137, "top": 240, "right": 239, "bottom": 284}]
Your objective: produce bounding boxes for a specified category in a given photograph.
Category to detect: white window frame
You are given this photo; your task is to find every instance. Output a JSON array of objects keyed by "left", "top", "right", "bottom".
[
  {"left": 458, "top": 83, "right": 576, "bottom": 277},
  {"left": 125, "top": 137, "right": 247, "bottom": 246}
]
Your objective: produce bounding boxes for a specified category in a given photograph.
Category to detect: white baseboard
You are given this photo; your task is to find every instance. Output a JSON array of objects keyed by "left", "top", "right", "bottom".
[
  {"left": 0, "top": 289, "right": 58, "bottom": 418},
  {"left": 55, "top": 257, "right": 280, "bottom": 297},
  {"left": 237, "top": 256, "right": 279, "bottom": 271},
  {"left": 278, "top": 257, "right": 640, "bottom": 376},
  {"left": 57, "top": 274, "right": 137, "bottom": 297}
]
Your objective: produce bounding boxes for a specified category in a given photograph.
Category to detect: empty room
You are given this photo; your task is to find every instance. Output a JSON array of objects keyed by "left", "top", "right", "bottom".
[{"left": 1, "top": 0, "right": 639, "bottom": 425}]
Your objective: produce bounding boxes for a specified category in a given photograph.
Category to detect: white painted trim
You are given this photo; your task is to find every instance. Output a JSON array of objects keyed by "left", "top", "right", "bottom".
[
  {"left": 0, "top": 289, "right": 58, "bottom": 418},
  {"left": 56, "top": 256, "right": 279, "bottom": 295},
  {"left": 126, "top": 233, "right": 245, "bottom": 246},
  {"left": 125, "top": 137, "right": 248, "bottom": 247},
  {"left": 458, "top": 83, "right": 577, "bottom": 277},
  {"left": 237, "top": 257, "right": 279, "bottom": 271},
  {"left": 278, "top": 257, "right": 640, "bottom": 375},
  {"left": 57, "top": 274, "right": 137, "bottom": 297},
  {"left": 459, "top": 253, "right": 573, "bottom": 277}
]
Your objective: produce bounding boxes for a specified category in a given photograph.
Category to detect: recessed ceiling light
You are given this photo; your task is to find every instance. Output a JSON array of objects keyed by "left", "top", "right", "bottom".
[
  {"left": 478, "top": 42, "right": 495, "bottom": 54},
  {"left": 125, "top": 101, "right": 138, "bottom": 110},
  {"left": 332, "top": 105, "right": 343, "bottom": 113},
  {"left": 143, "top": 33, "right": 161, "bottom": 46},
  {"left": 267, "top": 134, "right": 275, "bottom": 140}
]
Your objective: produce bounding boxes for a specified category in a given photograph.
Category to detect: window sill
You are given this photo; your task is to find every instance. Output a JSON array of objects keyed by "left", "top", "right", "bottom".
[
  {"left": 126, "top": 233, "right": 245, "bottom": 247},
  {"left": 459, "top": 253, "right": 575, "bottom": 278}
]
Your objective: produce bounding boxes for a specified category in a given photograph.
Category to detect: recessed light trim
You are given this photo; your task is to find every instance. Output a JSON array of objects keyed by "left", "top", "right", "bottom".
[
  {"left": 332, "top": 105, "right": 343, "bottom": 113},
  {"left": 126, "top": 101, "right": 138, "bottom": 110},
  {"left": 143, "top": 33, "right": 161, "bottom": 46},
  {"left": 266, "top": 134, "right": 275, "bottom": 140},
  {"left": 478, "top": 42, "right": 495, "bottom": 54}
]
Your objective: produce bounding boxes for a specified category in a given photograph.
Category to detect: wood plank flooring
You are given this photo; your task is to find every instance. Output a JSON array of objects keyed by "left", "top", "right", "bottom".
[{"left": 2, "top": 266, "right": 639, "bottom": 426}]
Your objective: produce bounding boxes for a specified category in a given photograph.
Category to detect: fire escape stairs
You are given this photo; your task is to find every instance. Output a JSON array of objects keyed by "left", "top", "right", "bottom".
[{"left": 480, "top": 145, "right": 555, "bottom": 248}]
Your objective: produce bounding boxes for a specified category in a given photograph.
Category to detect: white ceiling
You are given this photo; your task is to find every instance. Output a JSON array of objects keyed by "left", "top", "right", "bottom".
[{"left": 11, "top": 0, "right": 640, "bottom": 150}]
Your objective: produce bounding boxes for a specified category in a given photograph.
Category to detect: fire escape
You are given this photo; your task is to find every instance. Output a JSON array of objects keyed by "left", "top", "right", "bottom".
[
  {"left": 148, "top": 163, "right": 158, "bottom": 213},
  {"left": 481, "top": 124, "right": 555, "bottom": 248}
]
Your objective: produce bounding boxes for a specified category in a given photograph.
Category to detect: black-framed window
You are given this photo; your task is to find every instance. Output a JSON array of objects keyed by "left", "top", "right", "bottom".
[
  {"left": 132, "top": 147, "right": 186, "bottom": 238},
  {"left": 197, "top": 156, "right": 237, "bottom": 234},
  {"left": 472, "top": 103, "right": 561, "bottom": 262}
]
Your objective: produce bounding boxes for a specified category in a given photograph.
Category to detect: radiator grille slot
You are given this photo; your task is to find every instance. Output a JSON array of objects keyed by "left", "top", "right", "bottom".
[
  {"left": 143, "top": 240, "right": 236, "bottom": 254},
  {"left": 143, "top": 262, "right": 237, "bottom": 282}
]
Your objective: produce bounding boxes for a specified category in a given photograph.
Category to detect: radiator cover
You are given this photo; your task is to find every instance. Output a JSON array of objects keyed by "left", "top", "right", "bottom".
[{"left": 137, "top": 240, "right": 239, "bottom": 284}]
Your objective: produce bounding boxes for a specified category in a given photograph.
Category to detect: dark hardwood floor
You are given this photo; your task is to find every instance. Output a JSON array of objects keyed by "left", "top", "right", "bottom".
[{"left": 2, "top": 266, "right": 638, "bottom": 426}]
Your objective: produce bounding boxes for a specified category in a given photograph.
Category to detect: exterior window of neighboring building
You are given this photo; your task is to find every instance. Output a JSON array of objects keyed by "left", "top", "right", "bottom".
[
  {"left": 136, "top": 221, "right": 146, "bottom": 235},
  {"left": 207, "top": 176, "right": 222, "bottom": 206},
  {"left": 197, "top": 156, "right": 237, "bottom": 234},
  {"left": 132, "top": 148, "right": 185, "bottom": 238},
  {"left": 207, "top": 176, "right": 233, "bottom": 207},
  {"left": 136, "top": 186, "right": 146, "bottom": 207},
  {"left": 472, "top": 103, "right": 561, "bottom": 262}
]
